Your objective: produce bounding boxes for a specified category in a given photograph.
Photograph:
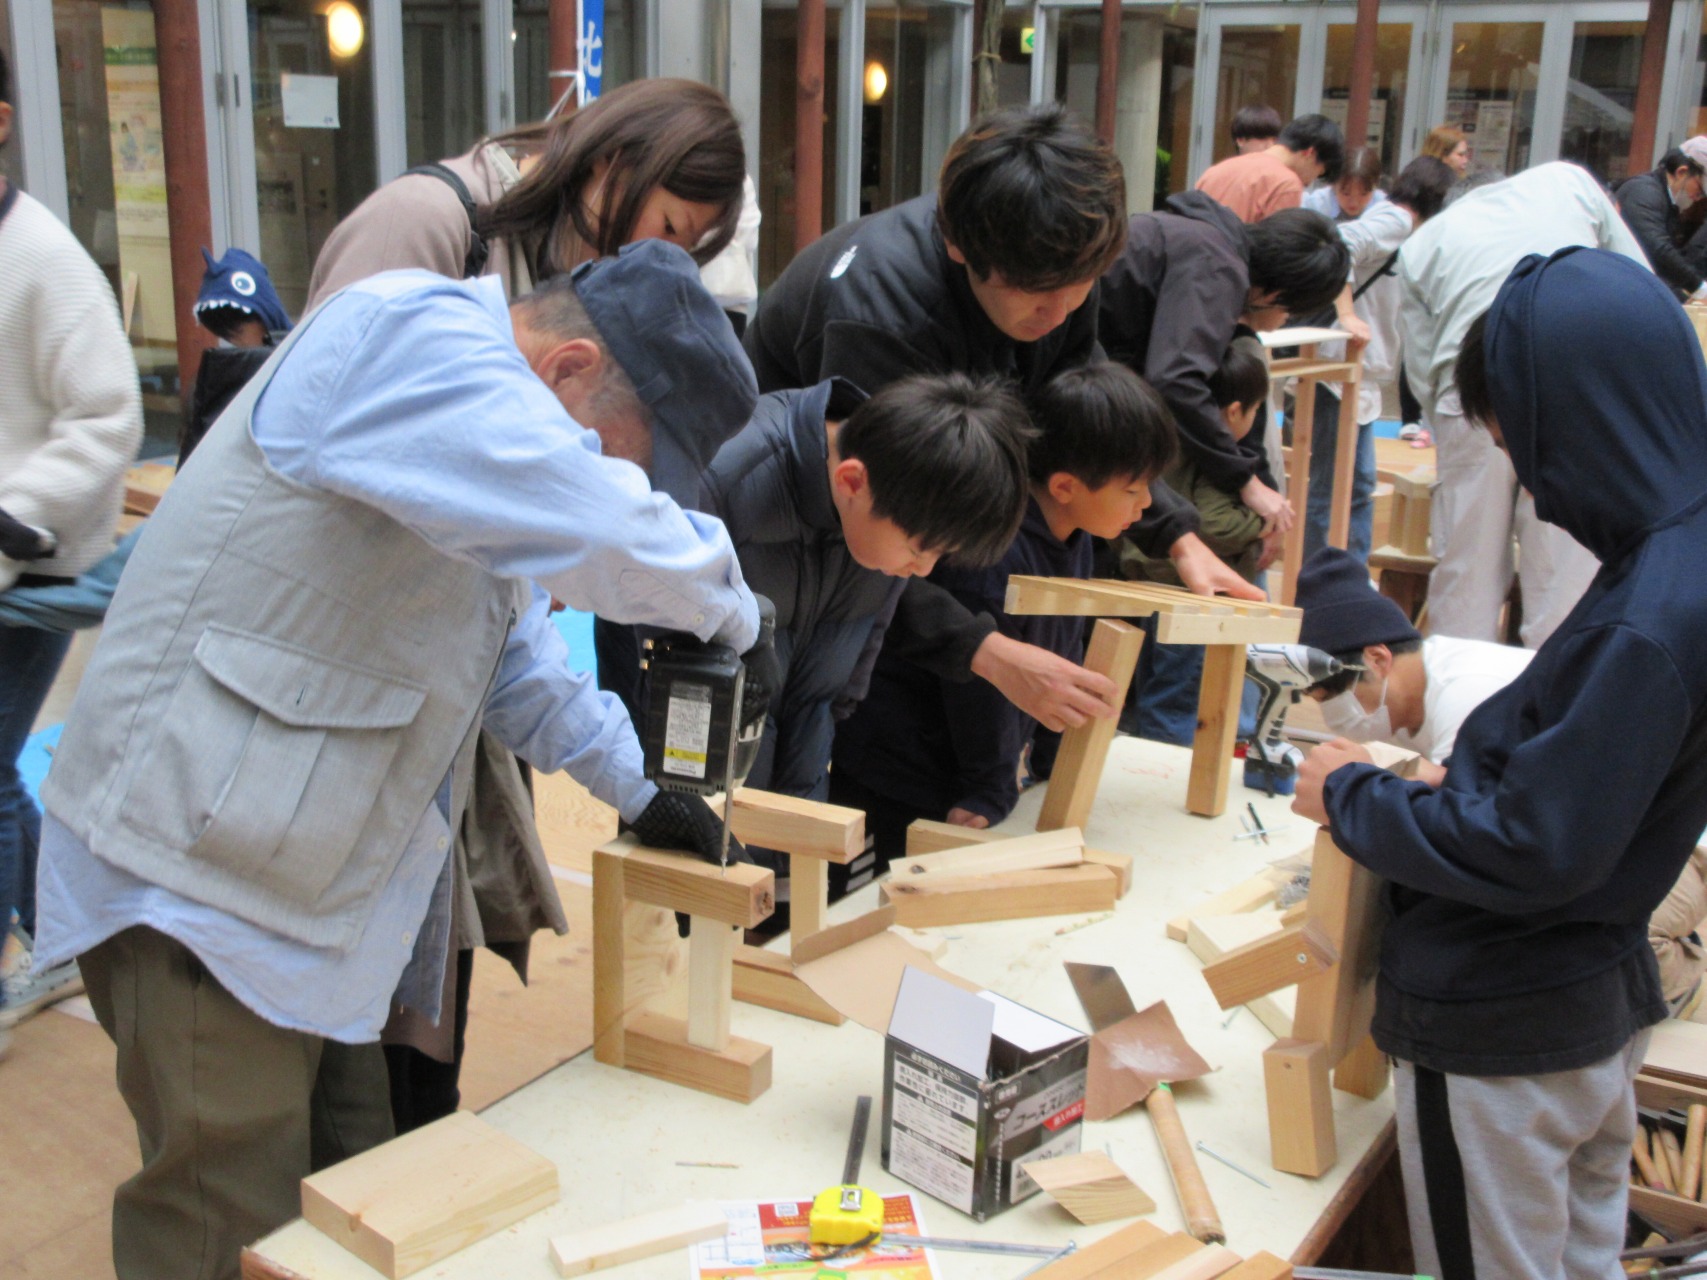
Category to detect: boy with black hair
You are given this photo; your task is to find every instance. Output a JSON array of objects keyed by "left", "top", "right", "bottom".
[
  {"left": 741, "top": 103, "right": 1261, "bottom": 745},
  {"left": 830, "top": 363, "right": 1174, "bottom": 857},
  {"left": 702, "top": 372, "right": 1033, "bottom": 882},
  {"left": 1296, "top": 247, "right": 1707, "bottom": 1280},
  {"left": 1230, "top": 105, "right": 1282, "bottom": 155},
  {"left": 1196, "top": 112, "right": 1347, "bottom": 223}
]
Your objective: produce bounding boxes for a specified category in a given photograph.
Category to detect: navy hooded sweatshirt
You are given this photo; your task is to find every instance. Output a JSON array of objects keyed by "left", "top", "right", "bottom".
[{"left": 1323, "top": 247, "right": 1707, "bottom": 1076}]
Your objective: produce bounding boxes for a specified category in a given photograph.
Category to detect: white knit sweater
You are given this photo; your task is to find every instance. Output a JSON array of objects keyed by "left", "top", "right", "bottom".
[{"left": 0, "top": 188, "right": 144, "bottom": 593}]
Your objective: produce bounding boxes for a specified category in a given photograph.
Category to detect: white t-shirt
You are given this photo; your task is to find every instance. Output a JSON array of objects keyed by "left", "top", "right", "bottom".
[{"left": 1392, "top": 634, "right": 1534, "bottom": 763}]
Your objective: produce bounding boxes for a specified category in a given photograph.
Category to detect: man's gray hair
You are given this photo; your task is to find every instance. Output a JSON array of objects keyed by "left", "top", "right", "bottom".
[{"left": 511, "top": 276, "right": 645, "bottom": 420}]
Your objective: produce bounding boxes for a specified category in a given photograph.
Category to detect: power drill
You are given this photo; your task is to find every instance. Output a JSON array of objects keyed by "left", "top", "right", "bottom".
[
  {"left": 637, "top": 629, "right": 768, "bottom": 870},
  {"left": 1243, "top": 643, "right": 1346, "bottom": 796}
]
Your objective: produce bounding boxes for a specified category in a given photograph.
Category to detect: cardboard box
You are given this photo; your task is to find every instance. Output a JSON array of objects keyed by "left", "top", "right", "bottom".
[{"left": 881, "top": 968, "right": 1089, "bottom": 1221}]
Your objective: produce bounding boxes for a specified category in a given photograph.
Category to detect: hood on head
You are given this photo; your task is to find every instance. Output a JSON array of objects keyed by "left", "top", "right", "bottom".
[
  {"left": 1484, "top": 246, "right": 1707, "bottom": 563},
  {"left": 195, "top": 247, "right": 292, "bottom": 335},
  {"left": 1163, "top": 191, "right": 1250, "bottom": 264}
]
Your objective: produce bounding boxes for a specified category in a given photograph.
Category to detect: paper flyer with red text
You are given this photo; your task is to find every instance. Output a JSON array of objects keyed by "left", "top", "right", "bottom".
[{"left": 691, "top": 1193, "right": 938, "bottom": 1280}]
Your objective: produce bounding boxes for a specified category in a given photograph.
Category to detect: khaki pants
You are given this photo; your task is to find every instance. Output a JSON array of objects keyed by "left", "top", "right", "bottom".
[{"left": 82, "top": 926, "right": 393, "bottom": 1280}]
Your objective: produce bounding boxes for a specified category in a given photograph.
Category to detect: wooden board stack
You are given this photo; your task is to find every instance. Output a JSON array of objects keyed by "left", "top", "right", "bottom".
[{"left": 1026, "top": 1220, "right": 1293, "bottom": 1280}]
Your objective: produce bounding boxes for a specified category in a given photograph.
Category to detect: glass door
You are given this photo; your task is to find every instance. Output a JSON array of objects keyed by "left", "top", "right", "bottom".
[
  {"left": 402, "top": 0, "right": 484, "bottom": 167},
  {"left": 1318, "top": 4, "right": 1426, "bottom": 175},
  {"left": 1190, "top": 6, "right": 1305, "bottom": 182},
  {"left": 1559, "top": 10, "right": 1647, "bottom": 186}
]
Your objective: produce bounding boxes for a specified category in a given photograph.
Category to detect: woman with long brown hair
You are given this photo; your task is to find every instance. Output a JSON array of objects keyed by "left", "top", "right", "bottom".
[{"left": 1421, "top": 124, "right": 1471, "bottom": 177}]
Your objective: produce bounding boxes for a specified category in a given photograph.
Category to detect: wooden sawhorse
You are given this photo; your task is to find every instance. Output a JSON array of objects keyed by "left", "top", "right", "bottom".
[{"left": 1004, "top": 576, "right": 1302, "bottom": 819}]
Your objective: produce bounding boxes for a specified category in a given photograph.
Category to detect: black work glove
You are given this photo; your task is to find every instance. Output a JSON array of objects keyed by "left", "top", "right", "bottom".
[
  {"left": 0, "top": 507, "right": 57, "bottom": 563},
  {"left": 625, "top": 791, "right": 753, "bottom": 938},
  {"left": 739, "top": 594, "right": 779, "bottom": 735}
]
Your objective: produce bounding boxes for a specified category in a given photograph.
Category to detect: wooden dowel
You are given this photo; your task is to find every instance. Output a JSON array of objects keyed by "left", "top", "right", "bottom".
[
  {"left": 1660, "top": 1128, "right": 1686, "bottom": 1192},
  {"left": 1633, "top": 1129, "right": 1667, "bottom": 1190},
  {"left": 1146, "top": 1083, "right": 1223, "bottom": 1244},
  {"left": 1682, "top": 1104, "right": 1704, "bottom": 1200}
]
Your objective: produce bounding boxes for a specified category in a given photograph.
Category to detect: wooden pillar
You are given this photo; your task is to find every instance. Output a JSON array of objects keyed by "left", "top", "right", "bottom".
[
  {"left": 1342, "top": 0, "right": 1380, "bottom": 156},
  {"left": 1628, "top": 0, "right": 1673, "bottom": 176},
  {"left": 152, "top": 0, "right": 217, "bottom": 402},
  {"left": 794, "top": 0, "right": 826, "bottom": 253},
  {"left": 1095, "top": 0, "right": 1120, "bottom": 145},
  {"left": 548, "top": 0, "right": 579, "bottom": 116},
  {"left": 975, "top": 0, "right": 1004, "bottom": 120}
]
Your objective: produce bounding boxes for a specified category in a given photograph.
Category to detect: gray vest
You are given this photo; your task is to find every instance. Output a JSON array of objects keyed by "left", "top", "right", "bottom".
[{"left": 44, "top": 293, "right": 529, "bottom": 951}]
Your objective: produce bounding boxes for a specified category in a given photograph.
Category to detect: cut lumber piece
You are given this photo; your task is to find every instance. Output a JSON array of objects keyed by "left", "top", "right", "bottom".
[
  {"left": 1038, "top": 620, "right": 1145, "bottom": 832},
  {"left": 790, "top": 904, "right": 896, "bottom": 966},
  {"left": 731, "top": 945, "right": 845, "bottom": 1025},
  {"left": 1645, "top": 1020, "right": 1707, "bottom": 1086},
  {"left": 1166, "top": 873, "right": 1281, "bottom": 942},
  {"left": 1217, "top": 1252, "right": 1291, "bottom": 1280},
  {"left": 1152, "top": 611, "right": 1302, "bottom": 647},
  {"left": 1003, "top": 576, "right": 1300, "bottom": 646},
  {"left": 1022, "top": 1150, "right": 1156, "bottom": 1224},
  {"left": 1291, "top": 830, "right": 1384, "bottom": 1064},
  {"left": 1200, "top": 921, "right": 1336, "bottom": 1010},
  {"left": 902, "top": 819, "right": 1133, "bottom": 895},
  {"left": 1030, "top": 1221, "right": 1169, "bottom": 1280},
  {"left": 790, "top": 854, "right": 829, "bottom": 945},
  {"left": 1628, "top": 1184, "right": 1707, "bottom": 1235},
  {"left": 891, "top": 827, "right": 1085, "bottom": 878},
  {"left": 1637, "top": 1071, "right": 1707, "bottom": 1112},
  {"left": 1185, "top": 913, "right": 1295, "bottom": 1038},
  {"left": 1148, "top": 1244, "right": 1243, "bottom": 1280},
  {"left": 1325, "top": 375, "right": 1360, "bottom": 550},
  {"left": 301, "top": 1111, "right": 558, "bottom": 1279},
  {"left": 607, "top": 837, "right": 775, "bottom": 929},
  {"left": 623, "top": 1011, "right": 771, "bottom": 1103},
  {"left": 548, "top": 1201, "right": 730, "bottom": 1277},
  {"left": 1186, "top": 644, "right": 1246, "bottom": 818},
  {"left": 686, "top": 919, "right": 738, "bottom": 1051},
  {"left": 1332, "top": 1033, "right": 1390, "bottom": 1100},
  {"left": 1264, "top": 1040, "right": 1336, "bottom": 1177},
  {"left": 1120, "top": 1233, "right": 1209, "bottom": 1280},
  {"left": 1084, "top": 848, "right": 1135, "bottom": 896},
  {"left": 592, "top": 848, "right": 629, "bottom": 1067},
  {"left": 1682, "top": 1103, "right": 1704, "bottom": 1200},
  {"left": 883, "top": 863, "right": 1120, "bottom": 928},
  {"left": 1265, "top": 356, "right": 1360, "bottom": 379},
  {"left": 726, "top": 789, "right": 864, "bottom": 863}
]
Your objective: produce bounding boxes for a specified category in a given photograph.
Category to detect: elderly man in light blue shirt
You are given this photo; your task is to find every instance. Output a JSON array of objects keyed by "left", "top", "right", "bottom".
[{"left": 33, "top": 241, "right": 768, "bottom": 1280}]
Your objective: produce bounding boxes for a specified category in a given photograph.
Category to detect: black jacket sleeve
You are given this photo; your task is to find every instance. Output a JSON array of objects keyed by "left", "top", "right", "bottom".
[
  {"left": 878, "top": 576, "right": 998, "bottom": 683},
  {"left": 1619, "top": 174, "right": 1703, "bottom": 296}
]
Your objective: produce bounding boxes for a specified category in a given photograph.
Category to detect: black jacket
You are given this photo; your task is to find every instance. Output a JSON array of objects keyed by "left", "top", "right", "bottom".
[
  {"left": 1099, "top": 193, "right": 1266, "bottom": 491},
  {"left": 745, "top": 195, "right": 1200, "bottom": 682},
  {"left": 1324, "top": 249, "right": 1707, "bottom": 1075},
  {"left": 1616, "top": 167, "right": 1703, "bottom": 297}
]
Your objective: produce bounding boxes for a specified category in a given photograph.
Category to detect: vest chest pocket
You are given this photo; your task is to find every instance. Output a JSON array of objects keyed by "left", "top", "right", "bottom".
[{"left": 120, "top": 626, "right": 429, "bottom": 907}]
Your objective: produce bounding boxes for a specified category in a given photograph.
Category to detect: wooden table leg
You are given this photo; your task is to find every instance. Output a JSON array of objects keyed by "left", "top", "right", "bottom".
[
  {"left": 1038, "top": 620, "right": 1145, "bottom": 832},
  {"left": 1327, "top": 380, "right": 1360, "bottom": 550},
  {"left": 1186, "top": 642, "right": 1246, "bottom": 817},
  {"left": 1280, "top": 359, "right": 1319, "bottom": 607}
]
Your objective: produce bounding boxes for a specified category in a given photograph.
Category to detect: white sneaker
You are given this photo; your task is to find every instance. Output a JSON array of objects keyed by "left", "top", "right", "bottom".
[{"left": 0, "top": 943, "right": 85, "bottom": 1028}]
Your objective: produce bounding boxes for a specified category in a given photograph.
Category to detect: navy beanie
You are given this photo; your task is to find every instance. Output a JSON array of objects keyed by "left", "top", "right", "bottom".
[{"left": 1296, "top": 547, "right": 1421, "bottom": 655}]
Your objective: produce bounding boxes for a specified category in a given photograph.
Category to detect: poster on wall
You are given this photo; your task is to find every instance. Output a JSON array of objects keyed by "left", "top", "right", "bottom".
[
  {"left": 101, "top": 6, "right": 168, "bottom": 238},
  {"left": 1319, "top": 96, "right": 1388, "bottom": 151},
  {"left": 1474, "top": 100, "right": 1514, "bottom": 175}
]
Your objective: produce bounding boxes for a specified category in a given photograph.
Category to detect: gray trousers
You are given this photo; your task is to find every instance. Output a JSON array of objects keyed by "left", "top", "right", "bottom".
[
  {"left": 82, "top": 926, "right": 394, "bottom": 1280},
  {"left": 1394, "top": 1030, "right": 1650, "bottom": 1280}
]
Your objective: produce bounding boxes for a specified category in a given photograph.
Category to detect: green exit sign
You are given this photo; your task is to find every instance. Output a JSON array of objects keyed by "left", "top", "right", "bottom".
[{"left": 1020, "top": 26, "right": 1035, "bottom": 54}]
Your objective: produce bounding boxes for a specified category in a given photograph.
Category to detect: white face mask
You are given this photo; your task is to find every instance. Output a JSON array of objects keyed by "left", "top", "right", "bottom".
[{"left": 1320, "top": 675, "right": 1393, "bottom": 742}]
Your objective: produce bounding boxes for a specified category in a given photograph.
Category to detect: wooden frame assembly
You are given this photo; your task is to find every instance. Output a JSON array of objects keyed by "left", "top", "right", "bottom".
[{"left": 1005, "top": 578, "right": 1301, "bottom": 819}]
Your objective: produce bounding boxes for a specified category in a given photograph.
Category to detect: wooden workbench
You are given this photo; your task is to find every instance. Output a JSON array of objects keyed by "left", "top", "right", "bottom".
[{"left": 244, "top": 737, "right": 1397, "bottom": 1280}]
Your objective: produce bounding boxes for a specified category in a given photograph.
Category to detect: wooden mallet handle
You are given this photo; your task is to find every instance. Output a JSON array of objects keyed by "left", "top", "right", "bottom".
[{"left": 1147, "top": 1083, "right": 1224, "bottom": 1244}]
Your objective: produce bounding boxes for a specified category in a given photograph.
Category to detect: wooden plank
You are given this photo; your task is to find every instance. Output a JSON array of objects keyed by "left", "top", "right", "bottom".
[
  {"left": 1291, "top": 830, "right": 1384, "bottom": 1064},
  {"left": 1022, "top": 1150, "right": 1156, "bottom": 1224},
  {"left": 1200, "top": 921, "right": 1336, "bottom": 1010},
  {"left": 883, "top": 864, "right": 1120, "bottom": 928},
  {"left": 592, "top": 848, "right": 628, "bottom": 1067},
  {"left": 1166, "top": 873, "right": 1281, "bottom": 942},
  {"left": 731, "top": 945, "right": 846, "bottom": 1025},
  {"left": 1264, "top": 1040, "right": 1336, "bottom": 1177},
  {"left": 891, "top": 828, "right": 1085, "bottom": 878},
  {"left": 790, "top": 854, "right": 829, "bottom": 945},
  {"left": 905, "top": 820, "right": 1134, "bottom": 897},
  {"left": 1645, "top": 1020, "right": 1707, "bottom": 1086},
  {"left": 605, "top": 837, "right": 775, "bottom": 929},
  {"left": 1005, "top": 578, "right": 1296, "bottom": 636},
  {"left": 1038, "top": 621, "right": 1145, "bottom": 833},
  {"left": 1151, "top": 611, "right": 1301, "bottom": 647},
  {"left": 1186, "top": 643, "right": 1246, "bottom": 818},
  {"left": 1120, "top": 1233, "right": 1208, "bottom": 1279},
  {"left": 1325, "top": 381, "right": 1360, "bottom": 551},
  {"left": 1186, "top": 913, "right": 1296, "bottom": 1038},
  {"left": 789, "top": 904, "right": 896, "bottom": 966},
  {"left": 1332, "top": 1034, "right": 1390, "bottom": 1100},
  {"left": 300, "top": 1112, "right": 559, "bottom": 1279},
  {"left": 686, "top": 918, "right": 737, "bottom": 1051},
  {"left": 1147, "top": 1244, "right": 1243, "bottom": 1280},
  {"left": 1084, "top": 848, "right": 1135, "bottom": 897},
  {"left": 1264, "top": 357, "right": 1360, "bottom": 380},
  {"left": 727, "top": 789, "right": 865, "bottom": 864},
  {"left": 1216, "top": 1252, "right": 1291, "bottom": 1280},
  {"left": 623, "top": 1012, "right": 772, "bottom": 1103},
  {"left": 1030, "top": 1221, "right": 1170, "bottom": 1280},
  {"left": 549, "top": 1202, "right": 730, "bottom": 1278},
  {"left": 1281, "top": 373, "right": 1318, "bottom": 607},
  {"left": 1637, "top": 1072, "right": 1707, "bottom": 1113},
  {"left": 1628, "top": 1184, "right": 1707, "bottom": 1235}
]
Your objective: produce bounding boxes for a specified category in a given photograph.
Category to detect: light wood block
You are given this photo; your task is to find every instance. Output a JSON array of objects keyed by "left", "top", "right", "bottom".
[
  {"left": 1030, "top": 1222, "right": 1169, "bottom": 1280},
  {"left": 1186, "top": 643, "right": 1246, "bottom": 818},
  {"left": 1004, "top": 577, "right": 1300, "bottom": 647},
  {"left": 623, "top": 1011, "right": 772, "bottom": 1103},
  {"left": 1186, "top": 913, "right": 1296, "bottom": 1038},
  {"left": 731, "top": 945, "right": 846, "bottom": 1025},
  {"left": 883, "top": 863, "right": 1120, "bottom": 927},
  {"left": 1324, "top": 377, "right": 1360, "bottom": 551},
  {"left": 1332, "top": 1033, "right": 1390, "bottom": 1100},
  {"left": 726, "top": 789, "right": 865, "bottom": 863},
  {"left": 1038, "top": 620, "right": 1145, "bottom": 832},
  {"left": 1121, "top": 1234, "right": 1209, "bottom": 1279},
  {"left": 301, "top": 1111, "right": 559, "bottom": 1279},
  {"left": 1166, "top": 873, "right": 1281, "bottom": 942},
  {"left": 892, "top": 827, "right": 1085, "bottom": 878},
  {"left": 1291, "top": 830, "right": 1384, "bottom": 1064},
  {"left": 1645, "top": 1019, "right": 1707, "bottom": 1085},
  {"left": 1628, "top": 1184, "right": 1707, "bottom": 1236},
  {"left": 1201, "top": 921, "right": 1336, "bottom": 1011},
  {"left": 687, "top": 918, "right": 738, "bottom": 1051},
  {"left": 789, "top": 904, "right": 896, "bottom": 966},
  {"left": 592, "top": 848, "right": 630, "bottom": 1067},
  {"left": 1390, "top": 468, "right": 1433, "bottom": 557},
  {"left": 1264, "top": 1040, "right": 1336, "bottom": 1177},
  {"left": 549, "top": 1201, "right": 729, "bottom": 1277},
  {"left": 1217, "top": 1252, "right": 1292, "bottom": 1280},
  {"left": 789, "top": 854, "right": 829, "bottom": 946},
  {"left": 608, "top": 838, "right": 775, "bottom": 929},
  {"left": 903, "top": 819, "right": 1133, "bottom": 896},
  {"left": 1148, "top": 1244, "right": 1243, "bottom": 1280},
  {"left": 1023, "top": 1150, "right": 1156, "bottom": 1224}
]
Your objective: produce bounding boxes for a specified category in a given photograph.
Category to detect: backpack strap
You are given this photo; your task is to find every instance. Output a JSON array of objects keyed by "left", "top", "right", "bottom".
[
  {"left": 405, "top": 163, "right": 491, "bottom": 280},
  {"left": 1352, "top": 248, "right": 1401, "bottom": 302}
]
